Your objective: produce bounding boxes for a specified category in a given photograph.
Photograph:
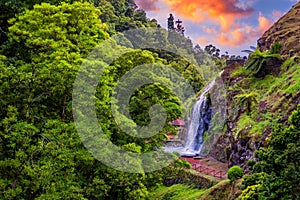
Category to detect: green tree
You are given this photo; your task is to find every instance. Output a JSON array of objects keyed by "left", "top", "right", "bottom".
[
  {"left": 0, "top": 1, "right": 208, "bottom": 198},
  {"left": 0, "top": 0, "right": 88, "bottom": 46},
  {"left": 228, "top": 165, "right": 243, "bottom": 200},
  {"left": 4, "top": 2, "right": 108, "bottom": 122},
  {"left": 1, "top": 2, "right": 154, "bottom": 199},
  {"left": 95, "top": 49, "right": 183, "bottom": 151},
  {"left": 228, "top": 166, "right": 243, "bottom": 182}
]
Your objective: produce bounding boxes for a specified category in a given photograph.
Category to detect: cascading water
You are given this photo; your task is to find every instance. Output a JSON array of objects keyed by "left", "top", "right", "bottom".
[{"left": 164, "top": 81, "right": 214, "bottom": 157}]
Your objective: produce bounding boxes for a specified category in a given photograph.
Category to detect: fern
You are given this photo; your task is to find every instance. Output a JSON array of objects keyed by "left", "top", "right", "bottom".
[
  {"left": 244, "top": 49, "right": 282, "bottom": 76},
  {"left": 235, "top": 92, "right": 259, "bottom": 113}
]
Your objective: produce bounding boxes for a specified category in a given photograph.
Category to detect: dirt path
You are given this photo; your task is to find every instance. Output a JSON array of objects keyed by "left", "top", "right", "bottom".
[{"left": 180, "top": 156, "right": 228, "bottom": 180}]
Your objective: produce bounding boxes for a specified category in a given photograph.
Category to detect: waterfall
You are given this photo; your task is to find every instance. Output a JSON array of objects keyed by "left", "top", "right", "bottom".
[
  {"left": 164, "top": 81, "right": 214, "bottom": 157},
  {"left": 181, "top": 81, "right": 214, "bottom": 157}
]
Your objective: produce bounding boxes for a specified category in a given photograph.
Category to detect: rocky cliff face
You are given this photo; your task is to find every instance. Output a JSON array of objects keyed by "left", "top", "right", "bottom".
[
  {"left": 216, "top": 62, "right": 267, "bottom": 172},
  {"left": 208, "top": 2, "right": 300, "bottom": 172},
  {"left": 258, "top": 2, "right": 300, "bottom": 55}
]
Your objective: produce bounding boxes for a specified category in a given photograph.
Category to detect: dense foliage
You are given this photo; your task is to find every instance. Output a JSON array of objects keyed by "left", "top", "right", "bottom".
[
  {"left": 0, "top": 0, "right": 211, "bottom": 199},
  {"left": 3, "top": 0, "right": 298, "bottom": 199},
  {"left": 244, "top": 49, "right": 282, "bottom": 77},
  {"left": 239, "top": 105, "right": 300, "bottom": 200}
]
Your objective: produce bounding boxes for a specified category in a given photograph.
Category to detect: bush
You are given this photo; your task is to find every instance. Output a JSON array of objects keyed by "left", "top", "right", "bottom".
[
  {"left": 240, "top": 105, "right": 300, "bottom": 199},
  {"left": 238, "top": 184, "right": 261, "bottom": 200},
  {"left": 246, "top": 160, "right": 256, "bottom": 167},
  {"left": 227, "top": 166, "right": 243, "bottom": 182},
  {"left": 270, "top": 41, "right": 283, "bottom": 54}
]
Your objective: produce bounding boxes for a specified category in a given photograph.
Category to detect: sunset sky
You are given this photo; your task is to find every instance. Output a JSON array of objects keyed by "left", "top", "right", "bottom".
[{"left": 135, "top": 0, "right": 298, "bottom": 55}]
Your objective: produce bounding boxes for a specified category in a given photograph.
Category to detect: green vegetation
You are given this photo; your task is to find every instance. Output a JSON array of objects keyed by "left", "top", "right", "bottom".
[
  {"left": 1, "top": 0, "right": 300, "bottom": 199},
  {"left": 236, "top": 114, "right": 255, "bottom": 135},
  {"left": 0, "top": 0, "right": 207, "bottom": 198},
  {"left": 235, "top": 91, "right": 259, "bottom": 114},
  {"left": 230, "top": 55, "right": 300, "bottom": 137},
  {"left": 0, "top": 2, "right": 159, "bottom": 198},
  {"left": 0, "top": 0, "right": 225, "bottom": 198},
  {"left": 231, "top": 67, "right": 248, "bottom": 77},
  {"left": 244, "top": 48, "right": 282, "bottom": 77},
  {"left": 228, "top": 33, "right": 300, "bottom": 199},
  {"left": 227, "top": 166, "right": 243, "bottom": 200},
  {"left": 269, "top": 41, "right": 283, "bottom": 54},
  {"left": 239, "top": 105, "right": 300, "bottom": 199},
  {"left": 149, "top": 179, "right": 244, "bottom": 200},
  {"left": 149, "top": 184, "right": 205, "bottom": 200},
  {"left": 227, "top": 166, "right": 243, "bottom": 182}
]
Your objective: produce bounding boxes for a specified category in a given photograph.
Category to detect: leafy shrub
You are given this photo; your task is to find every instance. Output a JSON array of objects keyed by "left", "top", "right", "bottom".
[
  {"left": 244, "top": 49, "right": 282, "bottom": 77},
  {"left": 231, "top": 67, "right": 248, "bottom": 78},
  {"left": 227, "top": 166, "right": 243, "bottom": 182},
  {"left": 238, "top": 184, "right": 261, "bottom": 200},
  {"left": 270, "top": 41, "right": 283, "bottom": 54},
  {"left": 235, "top": 92, "right": 259, "bottom": 114},
  {"left": 240, "top": 105, "right": 300, "bottom": 199}
]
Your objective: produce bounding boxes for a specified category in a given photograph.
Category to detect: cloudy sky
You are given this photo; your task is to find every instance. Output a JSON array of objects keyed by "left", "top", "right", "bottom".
[{"left": 135, "top": 0, "right": 298, "bottom": 55}]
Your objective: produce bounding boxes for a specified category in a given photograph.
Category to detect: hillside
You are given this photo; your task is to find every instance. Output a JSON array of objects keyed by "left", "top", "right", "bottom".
[
  {"left": 205, "top": 3, "right": 300, "bottom": 199},
  {"left": 0, "top": 0, "right": 299, "bottom": 199},
  {"left": 258, "top": 1, "right": 300, "bottom": 56},
  {"left": 217, "top": 0, "right": 300, "bottom": 170},
  {"left": 155, "top": 2, "right": 300, "bottom": 197}
]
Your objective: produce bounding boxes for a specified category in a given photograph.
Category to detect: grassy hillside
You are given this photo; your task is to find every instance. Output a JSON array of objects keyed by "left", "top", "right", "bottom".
[
  {"left": 149, "top": 179, "right": 244, "bottom": 200},
  {"left": 258, "top": 2, "right": 300, "bottom": 56},
  {"left": 229, "top": 58, "right": 300, "bottom": 137},
  {"left": 149, "top": 184, "right": 206, "bottom": 200}
]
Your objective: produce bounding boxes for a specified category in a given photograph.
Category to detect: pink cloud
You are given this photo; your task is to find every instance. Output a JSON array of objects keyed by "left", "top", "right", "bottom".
[
  {"left": 202, "top": 26, "right": 218, "bottom": 34},
  {"left": 135, "top": 0, "right": 160, "bottom": 11},
  {"left": 213, "top": 13, "right": 273, "bottom": 47},
  {"left": 161, "top": 0, "right": 254, "bottom": 31},
  {"left": 197, "top": 37, "right": 210, "bottom": 46}
]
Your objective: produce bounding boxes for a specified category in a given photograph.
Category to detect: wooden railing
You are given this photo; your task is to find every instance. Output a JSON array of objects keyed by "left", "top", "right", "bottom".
[{"left": 191, "top": 163, "right": 227, "bottom": 179}]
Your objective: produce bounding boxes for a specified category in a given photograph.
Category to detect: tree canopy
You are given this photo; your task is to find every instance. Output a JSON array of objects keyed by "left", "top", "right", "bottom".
[{"left": 0, "top": 1, "right": 208, "bottom": 198}]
